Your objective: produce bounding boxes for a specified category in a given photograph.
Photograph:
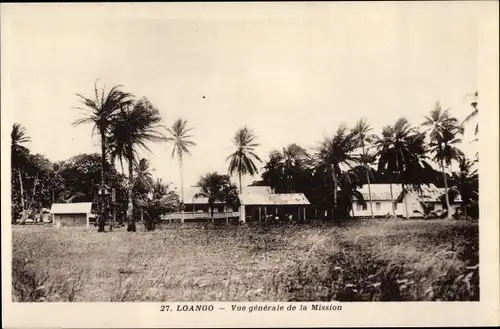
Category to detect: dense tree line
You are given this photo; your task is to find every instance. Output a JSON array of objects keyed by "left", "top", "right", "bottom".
[{"left": 11, "top": 82, "right": 479, "bottom": 231}]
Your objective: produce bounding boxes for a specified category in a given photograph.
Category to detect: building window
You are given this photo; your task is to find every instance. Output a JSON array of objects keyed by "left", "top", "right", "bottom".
[
  {"left": 412, "top": 203, "right": 417, "bottom": 211},
  {"left": 393, "top": 202, "right": 398, "bottom": 210},
  {"left": 356, "top": 202, "right": 362, "bottom": 211},
  {"left": 375, "top": 202, "right": 381, "bottom": 211}
]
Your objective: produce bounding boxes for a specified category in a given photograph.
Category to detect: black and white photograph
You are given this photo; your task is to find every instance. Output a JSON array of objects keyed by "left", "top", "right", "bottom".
[{"left": 2, "top": 2, "right": 499, "bottom": 328}]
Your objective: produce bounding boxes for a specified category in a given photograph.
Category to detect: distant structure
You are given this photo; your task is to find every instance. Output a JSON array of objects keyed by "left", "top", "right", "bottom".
[
  {"left": 51, "top": 202, "right": 93, "bottom": 227},
  {"left": 351, "top": 184, "right": 462, "bottom": 218},
  {"left": 238, "top": 186, "right": 310, "bottom": 223}
]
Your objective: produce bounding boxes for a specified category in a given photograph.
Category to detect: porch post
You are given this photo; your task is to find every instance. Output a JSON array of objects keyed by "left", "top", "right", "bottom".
[
  {"left": 264, "top": 206, "right": 267, "bottom": 222},
  {"left": 297, "top": 207, "right": 300, "bottom": 222},
  {"left": 86, "top": 213, "right": 90, "bottom": 228},
  {"left": 303, "top": 207, "right": 306, "bottom": 221},
  {"left": 258, "top": 206, "right": 261, "bottom": 222},
  {"left": 240, "top": 205, "right": 246, "bottom": 223}
]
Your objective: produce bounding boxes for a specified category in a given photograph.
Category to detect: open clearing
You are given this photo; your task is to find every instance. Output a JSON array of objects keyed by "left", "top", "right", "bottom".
[{"left": 12, "top": 219, "right": 479, "bottom": 302}]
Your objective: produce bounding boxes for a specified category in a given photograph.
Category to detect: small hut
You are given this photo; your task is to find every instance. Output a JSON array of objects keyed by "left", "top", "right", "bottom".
[{"left": 51, "top": 202, "right": 93, "bottom": 227}]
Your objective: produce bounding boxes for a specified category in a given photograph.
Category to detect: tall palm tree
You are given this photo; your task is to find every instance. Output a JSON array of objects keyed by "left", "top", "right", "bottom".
[
  {"left": 73, "top": 81, "right": 133, "bottom": 232},
  {"left": 166, "top": 118, "right": 197, "bottom": 206},
  {"left": 428, "top": 124, "right": 464, "bottom": 219},
  {"left": 375, "top": 118, "right": 427, "bottom": 219},
  {"left": 422, "top": 102, "right": 461, "bottom": 141},
  {"left": 134, "top": 158, "right": 154, "bottom": 223},
  {"left": 109, "top": 97, "right": 166, "bottom": 232},
  {"left": 462, "top": 91, "right": 479, "bottom": 140},
  {"left": 316, "top": 124, "right": 359, "bottom": 217},
  {"left": 227, "top": 127, "right": 262, "bottom": 193},
  {"left": 422, "top": 103, "right": 464, "bottom": 219},
  {"left": 351, "top": 119, "right": 377, "bottom": 219},
  {"left": 11, "top": 124, "right": 31, "bottom": 213}
]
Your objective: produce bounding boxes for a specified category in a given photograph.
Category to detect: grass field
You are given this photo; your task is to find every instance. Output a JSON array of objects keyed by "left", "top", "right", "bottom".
[{"left": 11, "top": 219, "right": 479, "bottom": 302}]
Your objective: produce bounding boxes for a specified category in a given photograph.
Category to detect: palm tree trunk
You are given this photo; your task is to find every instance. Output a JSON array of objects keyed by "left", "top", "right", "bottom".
[
  {"left": 18, "top": 168, "right": 25, "bottom": 211},
  {"left": 98, "top": 132, "right": 107, "bottom": 232},
  {"left": 331, "top": 164, "right": 338, "bottom": 218},
  {"left": 126, "top": 143, "right": 136, "bottom": 232},
  {"left": 366, "top": 170, "right": 374, "bottom": 219},
  {"left": 239, "top": 172, "right": 242, "bottom": 194},
  {"left": 179, "top": 157, "right": 184, "bottom": 204},
  {"left": 441, "top": 160, "right": 452, "bottom": 219},
  {"left": 361, "top": 143, "right": 374, "bottom": 219},
  {"left": 402, "top": 183, "right": 409, "bottom": 219},
  {"left": 179, "top": 157, "right": 185, "bottom": 224},
  {"left": 389, "top": 182, "right": 395, "bottom": 217}
]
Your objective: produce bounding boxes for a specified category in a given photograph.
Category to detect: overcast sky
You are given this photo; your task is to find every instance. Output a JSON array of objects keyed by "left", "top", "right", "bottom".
[{"left": 2, "top": 3, "right": 483, "bottom": 191}]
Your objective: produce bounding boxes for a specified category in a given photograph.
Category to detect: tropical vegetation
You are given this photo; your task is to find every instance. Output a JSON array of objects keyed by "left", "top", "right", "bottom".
[{"left": 10, "top": 83, "right": 480, "bottom": 232}]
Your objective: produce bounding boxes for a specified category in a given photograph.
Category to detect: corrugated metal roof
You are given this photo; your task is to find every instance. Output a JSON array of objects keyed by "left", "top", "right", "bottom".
[
  {"left": 357, "top": 184, "right": 461, "bottom": 202},
  {"left": 239, "top": 186, "right": 310, "bottom": 205},
  {"left": 51, "top": 202, "right": 92, "bottom": 214}
]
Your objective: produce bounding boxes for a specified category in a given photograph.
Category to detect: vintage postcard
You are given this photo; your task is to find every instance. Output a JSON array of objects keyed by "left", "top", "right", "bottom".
[{"left": 2, "top": 2, "right": 499, "bottom": 328}]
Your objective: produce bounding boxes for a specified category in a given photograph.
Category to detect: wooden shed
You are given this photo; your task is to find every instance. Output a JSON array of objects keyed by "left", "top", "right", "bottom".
[
  {"left": 238, "top": 186, "right": 310, "bottom": 223},
  {"left": 51, "top": 202, "right": 93, "bottom": 227}
]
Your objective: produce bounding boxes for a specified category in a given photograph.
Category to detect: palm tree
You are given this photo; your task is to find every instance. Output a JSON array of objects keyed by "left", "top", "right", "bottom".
[
  {"left": 316, "top": 124, "right": 359, "bottom": 218},
  {"left": 351, "top": 119, "right": 377, "bottom": 219},
  {"left": 166, "top": 118, "right": 197, "bottom": 206},
  {"left": 447, "top": 156, "right": 478, "bottom": 218},
  {"left": 109, "top": 97, "right": 166, "bottom": 232},
  {"left": 11, "top": 124, "right": 31, "bottom": 214},
  {"left": 227, "top": 127, "right": 262, "bottom": 193},
  {"left": 134, "top": 158, "right": 154, "bottom": 223},
  {"left": 375, "top": 118, "right": 428, "bottom": 219},
  {"left": 263, "top": 144, "right": 310, "bottom": 193},
  {"left": 462, "top": 91, "right": 479, "bottom": 140},
  {"left": 194, "top": 172, "right": 239, "bottom": 223},
  {"left": 422, "top": 102, "right": 462, "bottom": 140},
  {"left": 73, "top": 81, "right": 133, "bottom": 232},
  {"left": 51, "top": 161, "right": 66, "bottom": 203},
  {"left": 428, "top": 125, "right": 464, "bottom": 219},
  {"left": 337, "top": 168, "right": 367, "bottom": 218},
  {"left": 422, "top": 103, "right": 464, "bottom": 219}
]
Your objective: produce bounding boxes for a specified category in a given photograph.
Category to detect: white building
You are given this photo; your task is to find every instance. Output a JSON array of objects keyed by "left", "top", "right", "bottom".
[
  {"left": 51, "top": 202, "right": 93, "bottom": 227},
  {"left": 351, "top": 183, "right": 461, "bottom": 218}
]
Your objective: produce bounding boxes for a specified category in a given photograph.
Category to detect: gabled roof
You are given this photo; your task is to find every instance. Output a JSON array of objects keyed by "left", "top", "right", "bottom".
[
  {"left": 51, "top": 202, "right": 92, "bottom": 214},
  {"left": 238, "top": 186, "right": 310, "bottom": 206},
  {"left": 357, "top": 184, "right": 462, "bottom": 202}
]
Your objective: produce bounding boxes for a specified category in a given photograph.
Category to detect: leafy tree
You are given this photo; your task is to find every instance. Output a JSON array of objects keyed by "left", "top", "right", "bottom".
[
  {"left": 194, "top": 172, "right": 239, "bottom": 222},
  {"left": 315, "top": 124, "right": 359, "bottom": 217},
  {"left": 108, "top": 97, "right": 166, "bottom": 232},
  {"left": 227, "top": 127, "right": 262, "bottom": 193},
  {"left": 166, "top": 118, "right": 196, "bottom": 206},
  {"left": 423, "top": 104, "right": 464, "bottom": 219},
  {"left": 73, "top": 82, "right": 133, "bottom": 231}
]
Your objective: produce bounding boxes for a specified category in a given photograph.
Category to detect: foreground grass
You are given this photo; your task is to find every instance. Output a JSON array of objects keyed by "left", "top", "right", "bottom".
[{"left": 12, "top": 219, "right": 479, "bottom": 302}]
